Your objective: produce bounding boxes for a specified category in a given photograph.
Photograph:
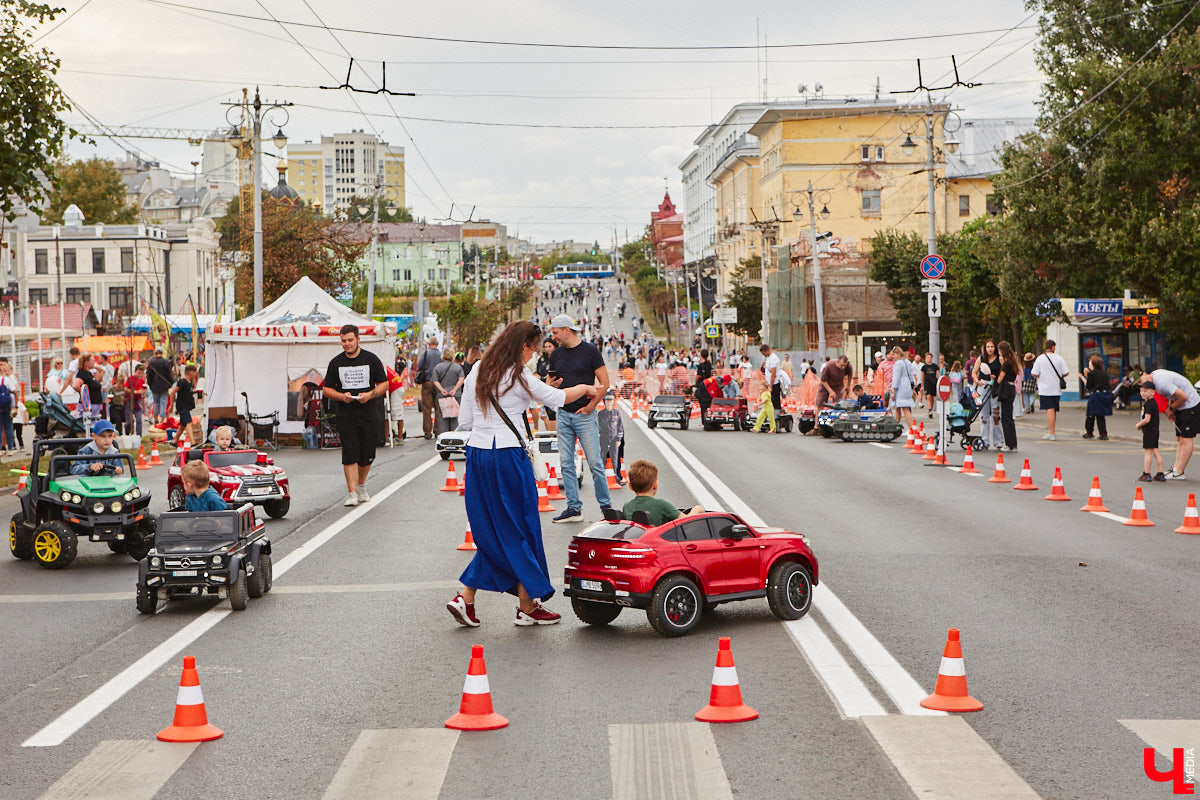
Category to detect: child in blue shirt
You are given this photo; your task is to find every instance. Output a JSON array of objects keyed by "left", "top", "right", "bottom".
[
  {"left": 71, "top": 419, "right": 124, "bottom": 475},
  {"left": 181, "top": 461, "right": 228, "bottom": 511}
]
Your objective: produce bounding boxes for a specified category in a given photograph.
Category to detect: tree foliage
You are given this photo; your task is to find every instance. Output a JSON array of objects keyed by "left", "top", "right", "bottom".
[
  {"left": 726, "top": 258, "right": 763, "bottom": 339},
  {"left": 43, "top": 157, "right": 136, "bottom": 224},
  {"left": 995, "top": 0, "right": 1200, "bottom": 353},
  {"left": 344, "top": 194, "right": 414, "bottom": 223},
  {"left": 217, "top": 193, "right": 367, "bottom": 309},
  {"left": 0, "top": 1, "right": 76, "bottom": 218},
  {"left": 438, "top": 292, "right": 505, "bottom": 349}
]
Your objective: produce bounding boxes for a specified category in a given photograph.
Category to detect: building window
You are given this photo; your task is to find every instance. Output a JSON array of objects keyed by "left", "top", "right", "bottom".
[
  {"left": 959, "top": 195, "right": 970, "bottom": 217},
  {"left": 392, "top": 269, "right": 400, "bottom": 280},
  {"left": 63, "top": 248, "right": 76, "bottom": 274},
  {"left": 34, "top": 249, "right": 47, "bottom": 274},
  {"left": 861, "top": 189, "right": 882, "bottom": 215},
  {"left": 29, "top": 288, "right": 49, "bottom": 305},
  {"left": 986, "top": 194, "right": 1002, "bottom": 216},
  {"left": 92, "top": 249, "right": 105, "bottom": 273},
  {"left": 120, "top": 248, "right": 133, "bottom": 273},
  {"left": 65, "top": 287, "right": 90, "bottom": 304},
  {"left": 440, "top": 269, "right": 448, "bottom": 280},
  {"left": 427, "top": 269, "right": 435, "bottom": 280},
  {"left": 861, "top": 145, "right": 871, "bottom": 161},
  {"left": 404, "top": 269, "right": 412, "bottom": 281},
  {"left": 875, "top": 145, "right": 885, "bottom": 161},
  {"left": 109, "top": 286, "right": 134, "bottom": 314}
]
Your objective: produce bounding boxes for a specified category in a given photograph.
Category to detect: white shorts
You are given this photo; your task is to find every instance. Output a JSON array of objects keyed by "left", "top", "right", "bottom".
[{"left": 388, "top": 391, "right": 405, "bottom": 421}]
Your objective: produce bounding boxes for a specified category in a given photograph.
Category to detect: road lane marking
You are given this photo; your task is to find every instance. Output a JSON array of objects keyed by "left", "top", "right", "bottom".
[
  {"left": 1120, "top": 719, "right": 1200, "bottom": 766},
  {"left": 0, "top": 582, "right": 462, "bottom": 604},
  {"left": 1093, "top": 511, "right": 1130, "bottom": 524},
  {"left": 609, "top": 722, "right": 732, "bottom": 800},
  {"left": 870, "top": 442, "right": 891, "bottom": 449},
  {"left": 648, "top": 424, "right": 943, "bottom": 717},
  {"left": 0, "top": 592, "right": 129, "bottom": 604},
  {"left": 782, "top": 617, "right": 886, "bottom": 718},
  {"left": 322, "top": 729, "right": 458, "bottom": 800},
  {"left": 36, "top": 739, "right": 197, "bottom": 799},
  {"left": 864, "top": 717, "right": 1042, "bottom": 799},
  {"left": 949, "top": 467, "right": 983, "bottom": 477},
  {"left": 23, "top": 455, "right": 442, "bottom": 748}
]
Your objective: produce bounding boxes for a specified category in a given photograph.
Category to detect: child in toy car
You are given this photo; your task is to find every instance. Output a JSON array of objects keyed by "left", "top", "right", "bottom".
[
  {"left": 182, "top": 461, "right": 229, "bottom": 512},
  {"left": 70, "top": 420, "right": 124, "bottom": 475},
  {"left": 621, "top": 460, "right": 704, "bottom": 525}
]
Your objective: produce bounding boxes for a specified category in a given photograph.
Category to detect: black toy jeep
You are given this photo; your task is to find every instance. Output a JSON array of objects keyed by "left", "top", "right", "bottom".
[{"left": 136, "top": 503, "right": 272, "bottom": 613}]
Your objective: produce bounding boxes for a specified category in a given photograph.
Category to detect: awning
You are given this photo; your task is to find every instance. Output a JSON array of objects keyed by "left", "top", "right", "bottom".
[{"left": 75, "top": 335, "right": 153, "bottom": 353}]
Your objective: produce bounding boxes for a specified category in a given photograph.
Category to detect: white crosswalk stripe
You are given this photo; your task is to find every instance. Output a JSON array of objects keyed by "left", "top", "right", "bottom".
[
  {"left": 322, "top": 729, "right": 459, "bottom": 800},
  {"left": 609, "top": 722, "right": 733, "bottom": 800},
  {"left": 36, "top": 740, "right": 197, "bottom": 800}
]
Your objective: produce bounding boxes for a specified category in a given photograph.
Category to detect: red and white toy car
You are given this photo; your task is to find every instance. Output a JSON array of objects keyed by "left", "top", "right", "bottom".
[
  {"left": 167, "top": 448, "right": 291, "bottom": 519},
  {"left": 564, "top": 509, "right": 818, "bottom": 636}
]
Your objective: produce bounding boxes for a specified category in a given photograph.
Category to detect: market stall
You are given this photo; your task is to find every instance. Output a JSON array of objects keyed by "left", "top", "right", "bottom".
[{"left": 204, "top": 276, "right": 395, "bottom": 444}]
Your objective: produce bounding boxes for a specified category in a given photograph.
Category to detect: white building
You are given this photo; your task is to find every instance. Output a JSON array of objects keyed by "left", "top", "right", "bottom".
[
  {"left": 678, "top": 103, "right": 768, "bottom": 266},
  {"left": 287, "top": 131, "right": 405, "bottom": 215},
  {"left": 200, "top": 132, "right": 240, "bottom": 185}
]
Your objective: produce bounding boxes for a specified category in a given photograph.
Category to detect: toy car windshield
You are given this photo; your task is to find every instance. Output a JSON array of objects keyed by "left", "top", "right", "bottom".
[
  {"left": 575, "top": 521, "right": 646, "bottom": 540},
  {"left": 50, "top": 453, "right": 134, "bottom": 479},
  {"left": 156, "top": 514, "right": 238, "bottom": 553},
  {"left": 206, "top": 451, "right": 259, "bottom": 467},
  {"left": 653, "top": 395, "right": 687, "bottom": 405}
]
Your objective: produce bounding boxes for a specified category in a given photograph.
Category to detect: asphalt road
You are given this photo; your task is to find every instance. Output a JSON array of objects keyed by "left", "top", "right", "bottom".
[{"left": 2, "top": 280, "right": 1197, "bottom": 800}]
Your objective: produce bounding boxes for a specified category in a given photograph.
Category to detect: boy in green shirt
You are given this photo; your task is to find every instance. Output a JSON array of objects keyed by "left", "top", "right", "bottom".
[{"left": 621, "top": 459, "right": 706, "bottom": 526}]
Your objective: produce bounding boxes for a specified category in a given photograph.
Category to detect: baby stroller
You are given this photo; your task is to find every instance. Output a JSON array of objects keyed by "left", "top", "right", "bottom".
[
  {"left": 33, "top": 392, "right": 87, "bottom": 439},
  {"left": 240, "top": 391, "right": 279, "bottom": 451},
  {"left": 943, "top": 383, "right": 991, "bottom": 451}
]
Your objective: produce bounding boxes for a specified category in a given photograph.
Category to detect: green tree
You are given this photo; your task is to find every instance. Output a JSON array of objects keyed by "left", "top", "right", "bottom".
[
  {"left": 726, "top": 258, "right": 763, "bottom": 339},
  {"left": 995, "top": 0, "right": 1200, "bottom": 352},
  {"left": 438, "top": 292, "right": 505, "bottom": 349},
  {"left": 344, "top": 194, "right": 414, "bottom": 223},
  {"left": 217, "top": 193, "right": 366, "bottom": 308},
  {"left": 0, "top": 1, "right": 77, "bottom": 219},
  {"left": 43, "top": 157, "right": 136, "bottom": 224}
]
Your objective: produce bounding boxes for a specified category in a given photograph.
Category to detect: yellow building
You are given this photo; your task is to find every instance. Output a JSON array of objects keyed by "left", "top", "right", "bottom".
[
  {"left": 708, "top": 135, "right": 762, "bottom": 288},
  {"left": 287, "top": 132, "right": 405, "bottom": 215}
]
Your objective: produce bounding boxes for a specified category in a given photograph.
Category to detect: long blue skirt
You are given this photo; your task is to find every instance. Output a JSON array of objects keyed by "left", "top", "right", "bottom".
[{"left": 459, "top": 444, "right": 555, "bottom": 602}]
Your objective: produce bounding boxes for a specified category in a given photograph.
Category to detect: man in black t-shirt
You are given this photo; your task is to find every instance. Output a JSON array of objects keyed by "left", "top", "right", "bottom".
[
  {"left": 168, "top": 364, "right": 198, "bottom": 430},
  {"left": 548, "top": 313, "right": 610, "bottom": 522},
  {"left": 920, "top": 352, "right": 940, "bottom": 417},
  {"left": 146, "top": 348, "right": 174, "bottom": 425},
  {"left": 323, "top": 325, "right": 389, "bottom": 507},
  {"left": 694, "top": 349, "right": 713, "bottom": 421}
]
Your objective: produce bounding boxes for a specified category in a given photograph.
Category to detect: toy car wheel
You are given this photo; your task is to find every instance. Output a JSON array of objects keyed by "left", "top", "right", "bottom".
[
  {"left": 9, "top": 512, "right": 32, "bottom": 560},
  {"left": 647, "top": 574, "right": 703, "bottom": 637},
  {"left": 135, "top": 584, "right": 158, "bottom": 615},
  {"left": 263, "top": 498, "right": 290, "bottom": 519},
  {"left": 259, "top": 551, "right": 273, "bottom": 593},
  {"left": 440, "top": 452, "right": 451, "bottom": 461},
  {"left": 647, "top": 416, "right": 657, "bottom": 429},
  {"left": 126, "top": 518, "right": 155, "bottom": 562},
  {"left": 168, "top": 485, "right": 185, "bottom": 510},
  {"left": 571, "top": 597, "right": 622, "bottom": 626},
  {"left": 766, "top": 561, "right": 813, "bottom": 621},
  {"left": 820, "top": 428, "right": 833, "bottom": 438},
  {"left": 32, "top": 521, "right": 77, "bottom": 570},
  {"left": 106, "top": 539, "right": 126, "bottom": 554},
  {"left": 680, "top": 417, "right": 689, "bottom": 431},
  {"left": 247, "top": 550, "right": 273, "bottom": 597},
  {"left": 228, "top": 568, "right": 249, "bottom": 610}
]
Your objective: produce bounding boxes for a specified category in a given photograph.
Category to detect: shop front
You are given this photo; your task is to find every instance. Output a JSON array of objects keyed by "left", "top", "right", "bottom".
[{"left": 1045, "top": 298, "right": 1172, "bottom": 400}]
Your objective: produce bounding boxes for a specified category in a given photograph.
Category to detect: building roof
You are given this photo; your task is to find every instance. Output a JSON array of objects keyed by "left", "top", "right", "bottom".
[
  {"left": 706, "top": 134, "right": 759, "bottom": 183},
  {"left": 374, "top": 222, "right": 462, "bottom": 244},
  {"left": 946, "top": 118, "right": 1036, "bottom": 179},
  {"left": 747, "top": 98, "right": 917, "bottom": 137}
]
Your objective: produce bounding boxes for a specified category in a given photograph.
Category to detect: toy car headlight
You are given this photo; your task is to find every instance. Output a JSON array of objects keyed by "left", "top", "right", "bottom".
[
  {"left": 124, "top": 491, "right": 134, "bottom": 502},
  {"left": 110, "top": 501, "right": 123, "bottom": 513},
  {"left": 92, "top": 501, "right": 105, "bottom": 514},
  {"left": 132, "top": 487, "right": 142, "bottom": 499},
  {"left": 211, "top": 555, "right": 223, "bottom": 567},
  {"left": 61, "top": 491, "right": 72, "bottom": 502},
  {"left": 150, "top": 556, "right": 162, "bottom": 569},
  {"left": 70, "top": 494, "right": 82, "bottom": 504}
]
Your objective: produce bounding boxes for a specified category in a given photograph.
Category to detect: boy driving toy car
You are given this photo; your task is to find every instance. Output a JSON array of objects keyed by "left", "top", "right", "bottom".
[
  {"left": 181, "top": 461, "right": 229, "bottom": 511},
  {"left": 621, "top": 459, "right": 705, "bottom": 526},
  {"left": 71, "top": 419, "right": 124, "bottom": 475}
]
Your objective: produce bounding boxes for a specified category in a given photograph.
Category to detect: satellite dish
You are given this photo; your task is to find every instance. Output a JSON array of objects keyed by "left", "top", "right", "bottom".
[
  {"left": 797, "top": 83, "right": 807, "bottom": 94},
  {"left": 814, "top": 82, "right": 823, "bottom": 94}
]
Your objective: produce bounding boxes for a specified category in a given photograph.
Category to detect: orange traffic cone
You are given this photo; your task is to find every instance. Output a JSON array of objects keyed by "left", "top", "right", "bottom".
[
  {"left": 136, "top": 445, "right": 149, "bottom": 469},
  {"left": 903, "top": 425, "right": 915, "bottom": 450},
  {"left": 631, "top": 402, "right": 639, "bottom": 420},
  {"left": 148, "top": 443, "right": 164, "bottom": 467},
  {"left": 1124, "top": 486, "right": 1154, "bottom": 527},
  {"left": 922, "top": 436, "right": 937, "bottom": 460},
  {"left": 690, "top": 404, "right": 700, "bottom": 421},
  {"left": 1044, "top": 467, "right": 1071, "bottom": 501},
  {"left": 605, "top": 458, "right": 619, "bottom": 489},
  {"left": 695, "top": 637, "right": 758, "bottom": 723},
  {"left": 919, "top": 628, "right": 983, "bottom": 712},
  {"left": 440, "top": 461, "right": 460, "bottom": 492},
  {"left": 1079, "top": 477, "right": 1109, "bottom": 512},
  {"left": 1174, "top": 493, "right": 1200, "bottom": 535},
  {"left": 1013, "top": 459, "right": 1038, "bottom": 490},
  {"left": 445, "top": 645, "right": 509, "bottom": 731},
  {"left": 546, "top": 466, "right": 565, "bottom": 500},
  {"left": 988, "top": 453, "right": 1010, "bottom": 483},
  {"left": 910, "top": 428, "right": 925, "bottom": 455},
  {"left": 176, "top": 430, "right": 189, "bottom": 450},
  {"left": 959, "top": 446, "right": 979, "bottom": 474},
  {"left": 457, "top": 528, "right": 477, "bottom": 551},
  {"left": 157, "top": 655, "right": 223, "bottom": 742},
  {"left": 536, "top": 480, "right": 554, "bottom": 512},
  {"left": 11, "top": 469, "right": 28, "bottom": 496}
]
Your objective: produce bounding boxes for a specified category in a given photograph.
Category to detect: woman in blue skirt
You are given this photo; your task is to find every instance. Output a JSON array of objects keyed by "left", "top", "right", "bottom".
[{"left": 447, "top": 321, "right": 598, "bottom": 627}]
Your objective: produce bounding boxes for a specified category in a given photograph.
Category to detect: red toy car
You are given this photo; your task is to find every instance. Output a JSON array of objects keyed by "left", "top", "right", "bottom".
[
  {"left": 167, "top": 448, "right": 291, "bottom": 519},
  {"left": 563, "top": 509, "right": 818, "bottom": 636}
]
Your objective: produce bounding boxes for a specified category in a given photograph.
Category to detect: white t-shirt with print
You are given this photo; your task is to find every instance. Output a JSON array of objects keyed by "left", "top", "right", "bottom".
[
  {"left": 1149, "top": 369, "right": 1200, "bottom": 411},
  {"left": 1031, "top": 351, "right": 1069, "bottom": 396}
]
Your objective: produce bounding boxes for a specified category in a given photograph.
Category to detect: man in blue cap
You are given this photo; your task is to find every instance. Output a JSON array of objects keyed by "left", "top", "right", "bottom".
[{"left": 71, "top": 419, "right": 125, "bottom": 475}]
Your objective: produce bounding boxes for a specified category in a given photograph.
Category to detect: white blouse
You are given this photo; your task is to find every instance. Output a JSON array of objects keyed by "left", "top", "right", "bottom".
[{"left": 458, "top": 368, "right": 566, "bottom": 449}]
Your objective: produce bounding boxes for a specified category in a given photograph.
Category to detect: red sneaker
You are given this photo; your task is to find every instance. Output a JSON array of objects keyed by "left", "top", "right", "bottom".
[
  {"left": 447, "top": 594, "right": 479, "bottom": 627},
  {"left": 515, "top": 602, "right": 561, "bottom": 626}
]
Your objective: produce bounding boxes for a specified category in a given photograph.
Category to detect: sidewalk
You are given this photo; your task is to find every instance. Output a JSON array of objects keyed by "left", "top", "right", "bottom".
[{"left": 1013, "top": 402, "right": 1146, "bottom": 445}]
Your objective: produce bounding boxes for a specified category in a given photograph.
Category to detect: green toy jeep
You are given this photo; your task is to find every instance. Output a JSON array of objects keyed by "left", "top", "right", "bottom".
[{"left": 9, "top": 438, "right": 155, "bottom": 569}]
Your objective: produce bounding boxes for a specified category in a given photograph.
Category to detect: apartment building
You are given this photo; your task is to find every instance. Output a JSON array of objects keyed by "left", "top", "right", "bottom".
[{"left": 287, "top": 131, "right": 405, "bottom": 215}]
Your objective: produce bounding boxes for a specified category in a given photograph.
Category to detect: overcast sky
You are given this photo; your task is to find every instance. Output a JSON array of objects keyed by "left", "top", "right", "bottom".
[{"left": 45, "top": 0, "right": 1042, "bottom": 243}]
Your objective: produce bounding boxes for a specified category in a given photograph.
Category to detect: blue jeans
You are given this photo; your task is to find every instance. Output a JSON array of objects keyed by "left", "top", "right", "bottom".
[
  {"left": 0, "top": 410, "right": 13, "bottom": 450},
  {"left": 151, "top": 391, "right": 169, "bottom": 418},
  {"left": 557, "top": 409, "right": 610, "bottom": 511}
]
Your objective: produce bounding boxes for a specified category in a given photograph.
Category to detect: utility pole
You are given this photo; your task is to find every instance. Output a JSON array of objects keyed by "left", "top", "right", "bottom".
[
  {"left": 416, "top": 224, "right": 426, "bottom": 354},
  {"left": 366, "top": 175, "right": 380, "bottom": 318},
  {"left": 923, "top": 101, "right": 940, "bottom": 366},
  {"left": 474, "top": 251, "right": 480, "bottom": 301},
  {"left": 802, "top": 181, "right": 830, "bottom": 363}
]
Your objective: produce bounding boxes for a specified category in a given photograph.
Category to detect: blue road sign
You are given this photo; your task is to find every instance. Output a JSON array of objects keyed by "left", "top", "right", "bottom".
[
  {"left": 920, "top": 254, "right": 946, "bottom": 280},
  {"left": 691, "top": 309, "right": 700, "bottom": 319}
]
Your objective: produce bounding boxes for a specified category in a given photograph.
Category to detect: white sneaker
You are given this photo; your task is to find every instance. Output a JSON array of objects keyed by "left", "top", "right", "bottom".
[
  {"left": 1042, "top": 434, "right": 1056, "bottom": 441},
  {"left": 1165, "top": 470, "right": 1187, "bottom": 481},
  {"left": 343, "top": 493, "right": 359, "bottom": 507},
  {"left": 357, "top": 485, "right": 371, "bottom": 502}
]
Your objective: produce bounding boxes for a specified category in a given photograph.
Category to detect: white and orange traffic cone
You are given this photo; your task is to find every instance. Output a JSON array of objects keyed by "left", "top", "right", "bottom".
[
  {"left": 959, "top": 446, "right": 979, "bottom": 474},
  {"left": 695, "top": 637, "right": 758, "bottom": 723},
  {"left": 1124, "top": 486, "right": 1154, "bottom": 527},
  {"left": 176, "top": 430, "right": 189, "bottom": 450},
  {"left": 910, "top": 428, "right": 925, "bottom": 455},
  {"left": 1013, "top": 459, "right": 1038, "bottom": 491},
  {"left": 988, "top": 453, "right": 1010, "bottom": 483},
  {"left": 136, "top": 445, "right": 149, "bottom": 469},
  {"left": 157, "top": 655, "right": 223, "bottom": 742},
  {"left": 1079, "top": 476, "right": 1109, "bottom": 513},
  {"left": 440, "top": 461, "right": 460, "bottom": 492},
  {"left": 1044, "top": 467, "right": 1071, "bottom": 501},
  {"left": 457, "top": 528, "right": 477, "bottom": 551},
  {"left": 1175, "top": 493, "right": 1200, "bottom": 535},
  {"left": 546, "top": 466, "right": 565, "bottom": 500},
  {"left": 11, "top": 469, "right": 28, "bottom": 496},
  {"left": 445, "top": 645, "right": 509, "bottom": 731},
  {"left": 605, "top": 458, "right": 619, "bottom": 490},
  {"left": 536, "top": 480, "right": 554, "bottom": 513},
  {"left": 922, "top": 436, "right": 937, "bottom": 461},
  {"left": 631, "top": 402, "right": 639, "bottom": 420},
  {"left": 148, "top": 443, "right": 164, "bottom": 467},
  {"left": 919, "top": 628, "right": 983, "bottom": 712},
  {"left": 904, "top": 425, "right": 915, "bottom": 450}
]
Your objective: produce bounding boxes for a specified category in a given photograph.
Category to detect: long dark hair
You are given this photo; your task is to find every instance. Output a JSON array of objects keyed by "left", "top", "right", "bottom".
[
  {"left": 475, "top": 320, "right": 541, "bottom": 409},
  {"left": 997, "top": 341, "right": 1020, "bottom": 380}
]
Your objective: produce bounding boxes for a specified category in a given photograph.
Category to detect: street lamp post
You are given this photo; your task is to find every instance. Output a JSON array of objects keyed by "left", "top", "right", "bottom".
[{"left": 792, "top": 182, "right": 832, "bottom": 363}]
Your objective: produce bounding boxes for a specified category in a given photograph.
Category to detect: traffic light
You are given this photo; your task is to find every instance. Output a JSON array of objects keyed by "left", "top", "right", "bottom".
[{"left": 591, "top": 241, "right": 599, "bottom": 256}]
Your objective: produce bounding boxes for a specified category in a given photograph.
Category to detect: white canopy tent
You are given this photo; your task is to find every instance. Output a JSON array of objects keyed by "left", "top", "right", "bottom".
[{"left": 204, "top": 277, "right": 395, "bottom": 439}]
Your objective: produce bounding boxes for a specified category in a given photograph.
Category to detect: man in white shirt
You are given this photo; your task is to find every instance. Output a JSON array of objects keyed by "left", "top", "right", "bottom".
[
  {"left": 1142, "top": 369, "right": 1200, "bottom": 480},
  {"left": 1030, "top": 339, "right": 1070, "bottom": 440},
  {"left": 760, "top": 343, "right": 782, "bottom": 410}
]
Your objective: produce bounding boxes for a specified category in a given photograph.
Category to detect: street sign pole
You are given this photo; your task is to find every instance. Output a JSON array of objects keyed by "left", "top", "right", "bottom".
[
  {"left": 936, "top": 374, "right": 952, "bottom": 463},
  {"left": 920, "top": 254, "right": 946, "bottom": 367}
]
